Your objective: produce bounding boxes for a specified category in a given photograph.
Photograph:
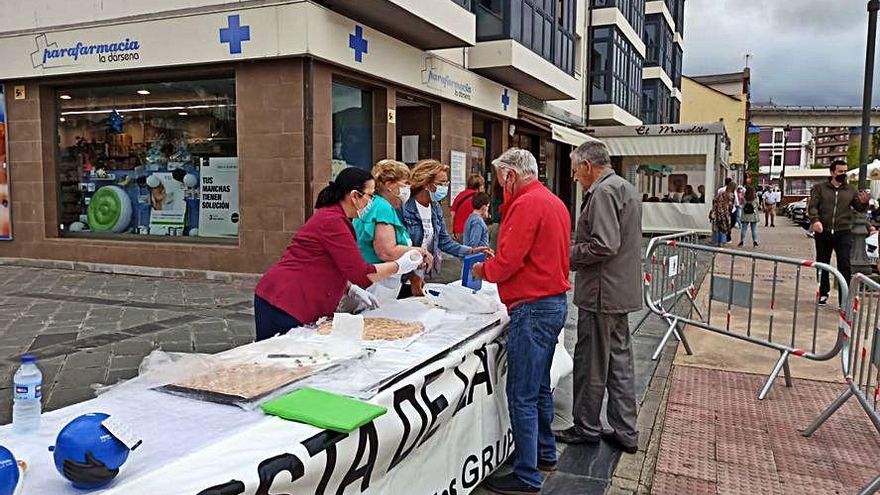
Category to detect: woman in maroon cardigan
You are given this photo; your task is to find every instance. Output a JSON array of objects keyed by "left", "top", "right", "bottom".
[{"left": 254, "top": 167, "right": 423, "bottom": 341}]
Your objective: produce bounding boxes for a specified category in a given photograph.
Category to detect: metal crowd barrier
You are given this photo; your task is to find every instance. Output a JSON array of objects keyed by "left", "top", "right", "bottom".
[
  {"left": 804, "top": 272, "right": 880, "bottom": 495},
  {"left": 633, "top": 231, "right": 703, "bottom": 356},
  {"left": 644, "top": 238, "right": 848, "bottom": 400}
]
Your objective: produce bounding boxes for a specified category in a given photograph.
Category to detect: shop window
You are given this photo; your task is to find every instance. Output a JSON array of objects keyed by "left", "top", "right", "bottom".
[
  {"left": 56, "top": 77, "right": 238, "bottom": 240},
  {"left": 332, "top": 82, "right": 373, "bottom": 177}
]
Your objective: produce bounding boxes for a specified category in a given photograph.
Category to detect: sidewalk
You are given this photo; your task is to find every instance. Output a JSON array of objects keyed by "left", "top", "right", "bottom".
[{"left": 612, "top": 222, "right": 880, "bottom": 495}]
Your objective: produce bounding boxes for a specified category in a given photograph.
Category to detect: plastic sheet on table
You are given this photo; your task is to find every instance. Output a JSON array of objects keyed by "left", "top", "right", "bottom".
[{"left": 95, "top": 335, "right": 365, "bottom": 410}]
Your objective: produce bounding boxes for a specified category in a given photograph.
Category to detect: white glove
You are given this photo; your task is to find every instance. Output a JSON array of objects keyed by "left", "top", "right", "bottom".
[
  {"left": 395, "top": 250, "right": 424, "bottom": 275},
  {"left": 347, "top": 284, "right": 380, "bottom": 312}
]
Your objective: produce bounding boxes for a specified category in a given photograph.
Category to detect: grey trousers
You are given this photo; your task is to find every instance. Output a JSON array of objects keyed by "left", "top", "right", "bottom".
[{"left": 573, "top": 309, "right": 639, "bottom": 445}]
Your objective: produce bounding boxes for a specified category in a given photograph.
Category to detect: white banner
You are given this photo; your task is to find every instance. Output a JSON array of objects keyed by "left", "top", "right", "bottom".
[
  {"left": 106, "top": 338, "right": 511, "bottom": 495},
  {"left": 198, "top": 157, "right": 239, "bottom": 238}
]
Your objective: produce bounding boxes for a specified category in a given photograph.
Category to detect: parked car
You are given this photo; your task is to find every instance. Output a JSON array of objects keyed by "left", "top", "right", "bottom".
[{"left": 789, "top": 199, "right": 809, "bottom": 227}]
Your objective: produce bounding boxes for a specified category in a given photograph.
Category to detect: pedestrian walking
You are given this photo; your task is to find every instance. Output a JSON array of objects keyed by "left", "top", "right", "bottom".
[
  {"left": 808, "top": 159, "right": 869, "bottom": 306},
  {"left": 554, "top": 141, "right": 641, "bottom": 455},
  {"left": 763, "top": 185, "right": 780, "bottom": 227},
  {"left": 738, "top": 186, "right": 760, "bottom": 247},
  {"left": 710, "top": 183, "right": 734, "bottom": 246},
  {"left": 471, "top": 148, "right": 571, "bottom": 494}
]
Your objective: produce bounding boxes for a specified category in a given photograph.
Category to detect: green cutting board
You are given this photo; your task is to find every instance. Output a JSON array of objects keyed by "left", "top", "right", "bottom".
[{"left": 261, "top": 388, "right": 387, "bottom": 433}]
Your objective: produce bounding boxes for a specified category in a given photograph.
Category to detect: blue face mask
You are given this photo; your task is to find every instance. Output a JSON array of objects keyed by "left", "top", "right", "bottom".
[{"left": 431, "top": 185, "right": 449, "bottom": 203}]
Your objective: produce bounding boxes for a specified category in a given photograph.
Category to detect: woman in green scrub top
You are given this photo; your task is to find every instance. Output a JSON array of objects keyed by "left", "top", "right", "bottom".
[{"left": 354, "top": 159, "right": 432, "bottom": 301}]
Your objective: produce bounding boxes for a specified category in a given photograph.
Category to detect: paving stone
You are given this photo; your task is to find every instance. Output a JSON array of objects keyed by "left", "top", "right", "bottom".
[
  {"left": 157, "top": 340, "right": 194, "bottom": 353},
  {"left": 46, "top": 387, "right": 96, "bottom": 411},
  {"left": 54, "top": 367, "right": 108, "bottom": 389},
  {"left": 64, "top": 350, "right": 111, "bottom": 369},
  {"left": 110, "top": 354, "right": 146, "bottom": 370},
  {"left": 113, "top": 339, "right": 156, "bottom": 356},
  {"left": 106, "top": 368, "right": 139, "bottom": 384}
]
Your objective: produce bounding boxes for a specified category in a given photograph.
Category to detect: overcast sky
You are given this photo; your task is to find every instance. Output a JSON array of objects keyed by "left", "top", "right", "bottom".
[{"left": 683, "top": 0, "right": 880, "bottom": 106}]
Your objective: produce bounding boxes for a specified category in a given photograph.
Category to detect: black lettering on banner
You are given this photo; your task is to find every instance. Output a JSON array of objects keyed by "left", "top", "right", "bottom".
[
  {"left": 388, "top": 384, "right": 429, "bottom": 471},
  {"left": 335, "top": 422, "right": 379, "bottom": 495},
  {"left": 460, "top": 454, "right": 480, "bottom": 489},
  {"left": 197, "top": 480, "right": 246, "bottom": 495},
  {"left": 468, "top": 347, "right": 493, "bottom": 405},
  {"left": 302, "top": 430, "right": 347, "bottom": 495},
  {"left": 313, "top": 444, "right": 337, "bottom": 495},
  {"left": 451, "top": 359, "right": 471, "bottom": 416},
  {"left": 481, "top": 445, "right": 495, "bottom": 476},
  {"left": 418, "top": 368, "right": 449, "bottom": 447},
  {"left": 254, "top": 453, "right": 305, "bottom": 495}
]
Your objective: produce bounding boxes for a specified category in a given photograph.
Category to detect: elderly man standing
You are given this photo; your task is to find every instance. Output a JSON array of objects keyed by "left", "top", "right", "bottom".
[
  {"left": 555, "top": 141, "right": 642, "bottom": 454},
  {"left": 472, "top": 148, "right": 571, "bottom": 494}
]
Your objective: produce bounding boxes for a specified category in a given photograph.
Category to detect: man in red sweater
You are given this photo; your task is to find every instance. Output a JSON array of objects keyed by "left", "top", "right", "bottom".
[{"left": 472, "top": 148, "right": 571, "bottom": 494}]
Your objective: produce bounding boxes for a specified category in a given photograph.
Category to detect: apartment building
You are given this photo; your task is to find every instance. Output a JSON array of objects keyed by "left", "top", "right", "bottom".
[
  {"left": 814, "top": 126, "right": 851, "bottom": 167},
  {"left": 758, "top": 127, "right": 814, "bottom": 179},
  {"left": 0, "top": 0, "right": 602, "bottom": 273}
]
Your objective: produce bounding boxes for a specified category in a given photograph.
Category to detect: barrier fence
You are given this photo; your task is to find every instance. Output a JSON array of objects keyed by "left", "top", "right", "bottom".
[
  {"left": 643, "top": 238, "right": 848, "bottom": 400},
  {"left": 633, "top": 231, "right": 703, "bottom": 359},
  {"left": 804, "top": 272, "right": 880, "bottom": 495}
]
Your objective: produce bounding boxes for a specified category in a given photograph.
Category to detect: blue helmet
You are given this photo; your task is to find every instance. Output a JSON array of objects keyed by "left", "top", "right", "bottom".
[
  {"left": 49, "top": 413, "right": 130, "bottom": 490},
  {"left": 0, "top": 446, "right": 20, "bottom": 495}
]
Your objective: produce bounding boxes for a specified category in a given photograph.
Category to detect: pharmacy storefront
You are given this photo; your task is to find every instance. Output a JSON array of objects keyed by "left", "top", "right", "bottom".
[{"left": 0, "top": 1, "right": 517, "bottom": 274}]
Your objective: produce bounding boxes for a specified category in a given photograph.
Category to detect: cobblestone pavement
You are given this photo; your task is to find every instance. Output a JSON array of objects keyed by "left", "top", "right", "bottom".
[
  {"left": 653, "top": 366, "right": 880, "bottom": 494},
  {"left": 0, "top": 265, "right": 256, "bottom": 422}
]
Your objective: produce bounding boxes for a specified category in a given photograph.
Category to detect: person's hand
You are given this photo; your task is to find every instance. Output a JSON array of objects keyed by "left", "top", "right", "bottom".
[
  {"left": 812, "top": 221, "right": 824, "bottom": 234},
  {"left": 347, "top": 284, "right": 380, "bottom": 311},
  {"left": 409, "top": 275, "right": 425, "bottom": 297},
  {"left": 472, "top": 262, "right": 485, "bottom": 280},
  {"left": 419, "top": 249, "right": 434, "bottom": 271},
  {"left": 470, "top": 246, "right": 495, "bottom": 258},
  {"left": 395, "top": 250, "right": 424, "bottom": 275},
  {"left": 859, "top": 190, "right": 870, "bottom": 204}
]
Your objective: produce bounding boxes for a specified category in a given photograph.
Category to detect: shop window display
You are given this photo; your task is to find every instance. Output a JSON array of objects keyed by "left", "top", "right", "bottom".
[
  {"left": 332, "top": 82, "right": 373, "bottom": 178},
  {"left": 56, "top": 78, "right": 238, "bottom": 240}
]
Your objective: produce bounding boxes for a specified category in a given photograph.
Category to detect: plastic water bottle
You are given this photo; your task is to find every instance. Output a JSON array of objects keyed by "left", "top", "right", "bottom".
[{"left": 13, "top": 355, "right": 42, "bottom": 434}]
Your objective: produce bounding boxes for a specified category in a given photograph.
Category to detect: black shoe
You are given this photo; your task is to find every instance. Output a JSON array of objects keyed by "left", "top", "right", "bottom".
[
  {"left": 753, "top": 242, "right": 759, "bottom": 247},
  {"left": 538, "top": 460, "right": 558, "bottom": 473},
  {"left": 482, "top": 473, "right": 541, "bottom": 494},
  {"left": 737, "top": 241, "right": 744, "bottom": 247},
  {"left": 600, "top": 431, "right": 639, "bottom": 454},
  {"left": 554, "top": 427, "right": 600, "bottom": 445},
  {"left": 818, "top": 295, "right": 828, "bottom": 306}
]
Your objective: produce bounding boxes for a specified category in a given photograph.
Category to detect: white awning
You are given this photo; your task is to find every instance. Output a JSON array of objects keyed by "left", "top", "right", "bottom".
[{"left": 550, "top": 123, "right": 602, "bottom": 146}]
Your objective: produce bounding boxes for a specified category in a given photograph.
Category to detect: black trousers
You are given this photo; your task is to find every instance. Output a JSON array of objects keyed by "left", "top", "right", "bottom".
[{"left": 814, "top": 231, "right": 852, "bottom": 301}]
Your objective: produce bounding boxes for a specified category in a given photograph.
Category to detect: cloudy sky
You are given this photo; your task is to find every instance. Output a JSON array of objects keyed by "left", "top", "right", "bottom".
[{"left": 683, "top": 0, "right": 879, "bottom": 106}]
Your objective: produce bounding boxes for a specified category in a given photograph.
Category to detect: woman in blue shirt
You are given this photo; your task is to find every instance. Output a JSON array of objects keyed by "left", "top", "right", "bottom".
[
  {"left": 400, "top": 159, "right": 493, "bottom": 297},
  {"left": 354, "top": 160, "right": 432, "bottom": 301}
]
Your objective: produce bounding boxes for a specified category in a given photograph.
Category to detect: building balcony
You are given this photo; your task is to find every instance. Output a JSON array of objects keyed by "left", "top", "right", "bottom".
[
  {"left": 315, "top": 0, "right": 475, "bottom": 49},
  {"left": 468, "top": 40, "right": 580, "bottom": 100},
  {"left": 589, "top": 103, "right": 643, "bottom": 126}
]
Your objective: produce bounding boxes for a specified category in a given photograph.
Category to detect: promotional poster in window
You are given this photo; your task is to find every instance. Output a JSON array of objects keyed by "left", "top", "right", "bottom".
[{"left": 0, "top": 84, "right": 10, "bottom": 240}]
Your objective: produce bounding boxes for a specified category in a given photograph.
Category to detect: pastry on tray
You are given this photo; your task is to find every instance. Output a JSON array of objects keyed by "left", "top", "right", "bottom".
[
  {"left": 160, "top": 363, "right": 315, "bottom": 405},
  {"left": 316, "top": 317, "right": 425, "bottom": 341}
]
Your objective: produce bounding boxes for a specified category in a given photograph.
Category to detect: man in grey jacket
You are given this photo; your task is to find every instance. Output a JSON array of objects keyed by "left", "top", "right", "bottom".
[{"left": 555, "top": 141, "right": 642, "bottom": 454}]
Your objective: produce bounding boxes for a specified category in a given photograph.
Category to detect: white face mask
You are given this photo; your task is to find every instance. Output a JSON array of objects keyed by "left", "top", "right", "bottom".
[{"left": 398, "top": 185, "right": 411, "bottom": 203}]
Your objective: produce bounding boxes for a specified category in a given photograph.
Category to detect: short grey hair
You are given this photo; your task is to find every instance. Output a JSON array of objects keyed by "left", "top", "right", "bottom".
[
  {"left": 570, "top": 141, "right": 611, "bottom": 168},
  {"left": 491, "top": 148, "right": 538, "bottom": 178}
]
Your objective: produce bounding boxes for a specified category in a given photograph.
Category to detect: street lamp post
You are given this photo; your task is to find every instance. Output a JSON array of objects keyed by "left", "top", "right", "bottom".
[
  {"left": 779, "top": 125, "right": 791, "bottom": 195},
  {"left": 852, "top": 0, "right": 880, "bottom": 275}
]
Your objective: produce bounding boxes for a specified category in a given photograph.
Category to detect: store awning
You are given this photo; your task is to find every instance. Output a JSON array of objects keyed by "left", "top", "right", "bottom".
[{"left": 550, "top": 123, "right": 602, "bottom": 147}]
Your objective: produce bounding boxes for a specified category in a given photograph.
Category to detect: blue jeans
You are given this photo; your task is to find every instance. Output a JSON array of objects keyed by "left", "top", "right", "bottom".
[
  {"left": 713, "top": 230, "right": 728, "bottom": 245},
  {"left": 506, "top": 293, "right": 568, "bottom": 488},
  {"left": 254, "top": 295, "right": 302, "bottom": 341},
  {"left": 740, "top": 222, "right": 758, "bottom": 243}
]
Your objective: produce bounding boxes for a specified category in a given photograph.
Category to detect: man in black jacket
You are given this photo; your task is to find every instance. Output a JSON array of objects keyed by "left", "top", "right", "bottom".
[{"left": 808, "top": 159, "right": 869, "bottom": 305}]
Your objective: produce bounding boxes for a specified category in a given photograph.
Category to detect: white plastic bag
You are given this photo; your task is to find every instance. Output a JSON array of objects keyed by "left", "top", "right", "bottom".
[{"left": 423, "top": 283, "right": 501, "bottom": 314}]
